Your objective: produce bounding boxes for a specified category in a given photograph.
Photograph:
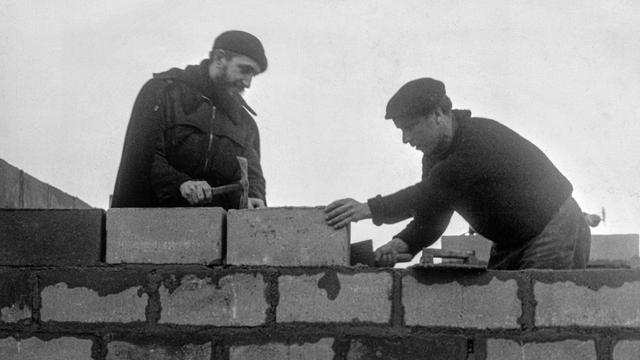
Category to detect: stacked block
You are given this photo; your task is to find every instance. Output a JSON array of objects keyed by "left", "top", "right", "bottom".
[
  {"left": 106, "top": 207, "right": 225, "bottom": 264},
  {"left": 226, "top": 207, "right": 350, "bottom": 266},
  {"left": 0, "top": 209, "right": 104, "bottom": 266}
]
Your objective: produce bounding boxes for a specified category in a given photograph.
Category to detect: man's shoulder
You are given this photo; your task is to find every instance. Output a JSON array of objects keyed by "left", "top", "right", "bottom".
[
  {"left": 460, "top": 116, "right": 518, "bottom": 138},
  {"left": 137, "top": 77, "right": 178, "bottom": 98}
]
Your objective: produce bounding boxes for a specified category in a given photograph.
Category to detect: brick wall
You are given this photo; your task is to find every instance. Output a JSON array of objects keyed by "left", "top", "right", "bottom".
[
  {"left": 1, "top": 207, "right": 639, "bottom": 359},
  {"left": 2, "top": 266, "right": 640, "bottom": 359}
]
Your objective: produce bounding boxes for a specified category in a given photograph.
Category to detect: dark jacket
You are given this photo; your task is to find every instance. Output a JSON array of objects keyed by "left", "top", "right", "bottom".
[
  {"left": 367, "top": 110, "right": 573, "bottom": 255},
  {"left": 112, "top": 60, "right": 266, "bottom": 208}
]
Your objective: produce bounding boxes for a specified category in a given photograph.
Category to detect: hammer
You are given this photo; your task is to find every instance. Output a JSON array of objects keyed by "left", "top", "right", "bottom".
[{"left": 208, "top": 156, "right": 249, "bottom": 208}]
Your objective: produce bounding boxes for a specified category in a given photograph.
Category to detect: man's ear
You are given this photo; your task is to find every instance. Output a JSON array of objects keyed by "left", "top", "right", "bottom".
[
  {"left": 211, "top": 49, "right": 227, "bottom": 67},
  {"left": 432, "top": 107, "right": 444, "bottom": 124}
]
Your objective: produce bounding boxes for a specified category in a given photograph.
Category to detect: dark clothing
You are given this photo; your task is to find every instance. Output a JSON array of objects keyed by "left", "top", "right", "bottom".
[
  {"left": 112, "top": 60, "right": 266, "bottom": 209},
  {"left": 488, "top": 197, "right": 590, "bottom": 269},
  {"left": 368, "top": 110, "right": 588, "bottom": 268}
]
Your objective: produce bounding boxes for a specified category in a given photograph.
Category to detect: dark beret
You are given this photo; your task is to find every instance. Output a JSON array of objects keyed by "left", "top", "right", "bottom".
[
  {"left": 385, "top": 78, "right": 450, "bottom": 119},
  {"left": 213, "top": 30, "right": 268, "bottom": 73}
]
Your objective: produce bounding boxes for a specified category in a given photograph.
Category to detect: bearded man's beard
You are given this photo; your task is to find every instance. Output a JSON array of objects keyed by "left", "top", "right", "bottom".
[{"left": 214, "top": 68, "right": 246, "bottom": 95}]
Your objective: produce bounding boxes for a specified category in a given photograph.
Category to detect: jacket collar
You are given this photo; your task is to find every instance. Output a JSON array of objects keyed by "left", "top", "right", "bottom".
[{"left": 153, "top": 60, "right": 257, "bottom": 123}]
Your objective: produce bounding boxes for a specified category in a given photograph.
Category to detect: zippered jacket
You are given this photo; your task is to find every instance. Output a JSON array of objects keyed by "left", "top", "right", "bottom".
[{"left": 111, "top": 60, "right": 266, "bottom": 208}]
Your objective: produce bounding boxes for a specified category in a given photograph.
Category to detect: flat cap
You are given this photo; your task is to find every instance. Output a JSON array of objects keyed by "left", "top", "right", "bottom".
[
  {"left": 385, "top": 78, "right": 449, "bottom": 119},
  {"left": 213, "top": 30, "right": 268, "bottom": 73}
]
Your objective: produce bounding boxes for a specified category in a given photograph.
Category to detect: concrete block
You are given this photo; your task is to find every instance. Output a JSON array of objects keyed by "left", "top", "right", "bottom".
[
  {"left": 0, "top": 270, "right": 33, "bottom": 323},
  {"left": 159, "top": 272, "right": 268, "bottom": 326},
  {"left": 106, "top": 207, "right": 225, "bottom": 264},
  {"left": 230, "top": 338, "right": 334, "bottom": 360},
  {"left": 106, "top": 341, "right": 211, "bottom": 360},
  {"left": 0, "top": 336, "right": 93, "bottom": 360},
  {"left": 535, "top": 280, "right": 640, "bottom": 327},
  {"left": 590, "top": 234, "right": 639, "bottom": 261},
  {"left": 40, "top": 269, "right": 148, "bottom": 323},
  {"left": 0, "top": 159, "right": 22, "bottom": 208},
  {"left": 486, "top": 339, "right": 596, "bottom": 360},
  {"left": 613, "top": 340, "right": 640, "bottom": 359},
  {"left": 227, "top": 207, "right": 350, "bottom": 266},
  {"left": 346, "top": 336, "right": 467, "bottom": 360},
  {"left": 277, "top": 271, "right": 392, "bottom": 323},
  {"left": 402, "top": 272, "right": 520, "bottom": 328},
  {"left": 0, "top": 209, "right": 105, "bottom": 265},
  {"left": 21, "top": 172, "right": 50, "bottom": 208},
  {"left": 441, "top": 235, "right": 492, "bottom": 263}
]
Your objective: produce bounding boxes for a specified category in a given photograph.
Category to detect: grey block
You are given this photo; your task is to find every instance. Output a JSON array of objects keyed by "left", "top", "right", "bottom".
[
  {"left": 0, "top": 209, "right": 105, "bottom": 266},
  {"left": 227, "top": 207, "right": 350, "bottom": 266},
  {"left": 589, "top": 234, "right": 639, "bottom": 261},
  {"left": 106, "top": 207, "right": 225, "bottom": 264}
]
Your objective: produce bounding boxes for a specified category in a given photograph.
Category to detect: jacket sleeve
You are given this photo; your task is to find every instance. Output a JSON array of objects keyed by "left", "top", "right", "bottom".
[
  {"left": 112, "top": 79, "right": 187, "bottom": 207},
  {"left": 244, "top": 117, "right": 266, "bottom": 202},
  {"left": 149, "top": 84, "right": 192, "bottom": 204}
]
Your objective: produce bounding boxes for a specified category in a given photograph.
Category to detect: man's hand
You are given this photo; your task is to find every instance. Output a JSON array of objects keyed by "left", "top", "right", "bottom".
[
  {"left": 248, "top": 197, "right": 266, "bottom": 209},
  {"left": 324, "top": 198, "right": 372, "bottom": 229},
  {"left": 374, "top": 238, "right": 413, "bottom": 267},
  {"left": 179, "top": 180, "right": 212, "bottom": 205}
]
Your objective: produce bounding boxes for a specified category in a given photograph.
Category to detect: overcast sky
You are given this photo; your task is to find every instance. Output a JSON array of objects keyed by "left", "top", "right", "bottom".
[{"left": 1, "top": 0, "right": 639, "bottom": 251}]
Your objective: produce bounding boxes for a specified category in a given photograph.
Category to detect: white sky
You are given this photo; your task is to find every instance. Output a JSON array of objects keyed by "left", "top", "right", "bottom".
[{"left": 1, "top": 0, "right": 639, "bottom": 252}]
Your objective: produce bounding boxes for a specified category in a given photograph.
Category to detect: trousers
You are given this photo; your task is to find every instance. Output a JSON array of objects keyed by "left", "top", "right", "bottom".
[{"left": 488, "top": 197, "right": 591, "bottom": 270}]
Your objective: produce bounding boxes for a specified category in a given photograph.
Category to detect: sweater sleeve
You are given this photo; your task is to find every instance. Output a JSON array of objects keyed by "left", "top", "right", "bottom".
[{"left": 367, "top": 161, "right": 456, "bottom": 255}]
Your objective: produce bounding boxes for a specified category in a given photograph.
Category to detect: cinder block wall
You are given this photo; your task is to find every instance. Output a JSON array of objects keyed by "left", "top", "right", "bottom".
[
  {"left": 2, "top": 207, "right": 640, "bottom": 359},
  {"left": 2, "top": 266, "right": 640, "bottom": 359}
]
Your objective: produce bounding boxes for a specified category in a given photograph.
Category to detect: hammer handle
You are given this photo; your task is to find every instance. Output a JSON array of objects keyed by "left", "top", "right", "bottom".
[{"left": 210, "top": 183, "right": 243, "bottom": 195}]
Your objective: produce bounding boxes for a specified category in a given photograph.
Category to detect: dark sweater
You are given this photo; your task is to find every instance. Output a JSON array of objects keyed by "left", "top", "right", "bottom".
[{"left": 367, "top": 110, "right": 572, "bottom": 255}]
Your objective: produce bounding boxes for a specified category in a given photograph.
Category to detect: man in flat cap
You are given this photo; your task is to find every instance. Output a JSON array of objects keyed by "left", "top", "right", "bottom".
[
  {"left": 112, "top": 30, "right": 267, "bottom": 209},
  {"left": 325, "top": 78, "right": 591, "bottom": 269}
]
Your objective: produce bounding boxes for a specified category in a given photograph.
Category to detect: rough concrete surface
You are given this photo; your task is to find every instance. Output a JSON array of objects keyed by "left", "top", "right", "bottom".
[
  {"left": 0, "top": 158, "right": 22, "bottom": 208},
  {"left": 403, "top": 275, "right": 520, "bottom": 328},
  {"left": 159, "top": 273, "right": 268, "bottom": 326},
  {"left": 277, "top": 271, "right": 392, "bottom": 323},
  {"left": 347, "top": 336, "right": 466, "bottom": 360},
  {"left": 590, "top": 234, "right": 640, "bottom": 261},
  {"left": 613, "top": 340, "right": 640, "bottom": 359},
  {"left": 0, "top": 270, "right": 33, "bottom": 323},
  {"left": 106, "top": 341, "right": 212, "bottom": 360},
  {"left": 486, "top": 339, "right": 596, "bottom": 360},
  {"left": 0, "top": 336, "right": 93, "bottom": 360},
  {"left": 106, "top": 207, "right": 225, "bottom": 264},
  {"left": 227, "top": 207, "right": 350, "bottom": 266},
  {"left": 535, "top": 280, "right": 640, "bottom": 326},
  {"left": 21, "top": 172, "right": 51, "bottom": 209},
  {"left": 229, "top": 338, "right": 335, "bottom": 360},
  {"left": 41, "top": 282, "right": 147, "bottom": 322},
  {"left": 0, "top": 209, "right": 104, "bottom": 265}
]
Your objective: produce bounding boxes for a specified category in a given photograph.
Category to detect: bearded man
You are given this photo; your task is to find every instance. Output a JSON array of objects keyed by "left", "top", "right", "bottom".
[{"left": 112, "top": 30, "right": 267, "bottom": 209}]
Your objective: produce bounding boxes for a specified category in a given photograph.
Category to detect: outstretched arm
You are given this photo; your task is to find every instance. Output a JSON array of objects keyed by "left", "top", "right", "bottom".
[{"left": 324, "top": 198, "right": 372, "bottom": 229}]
